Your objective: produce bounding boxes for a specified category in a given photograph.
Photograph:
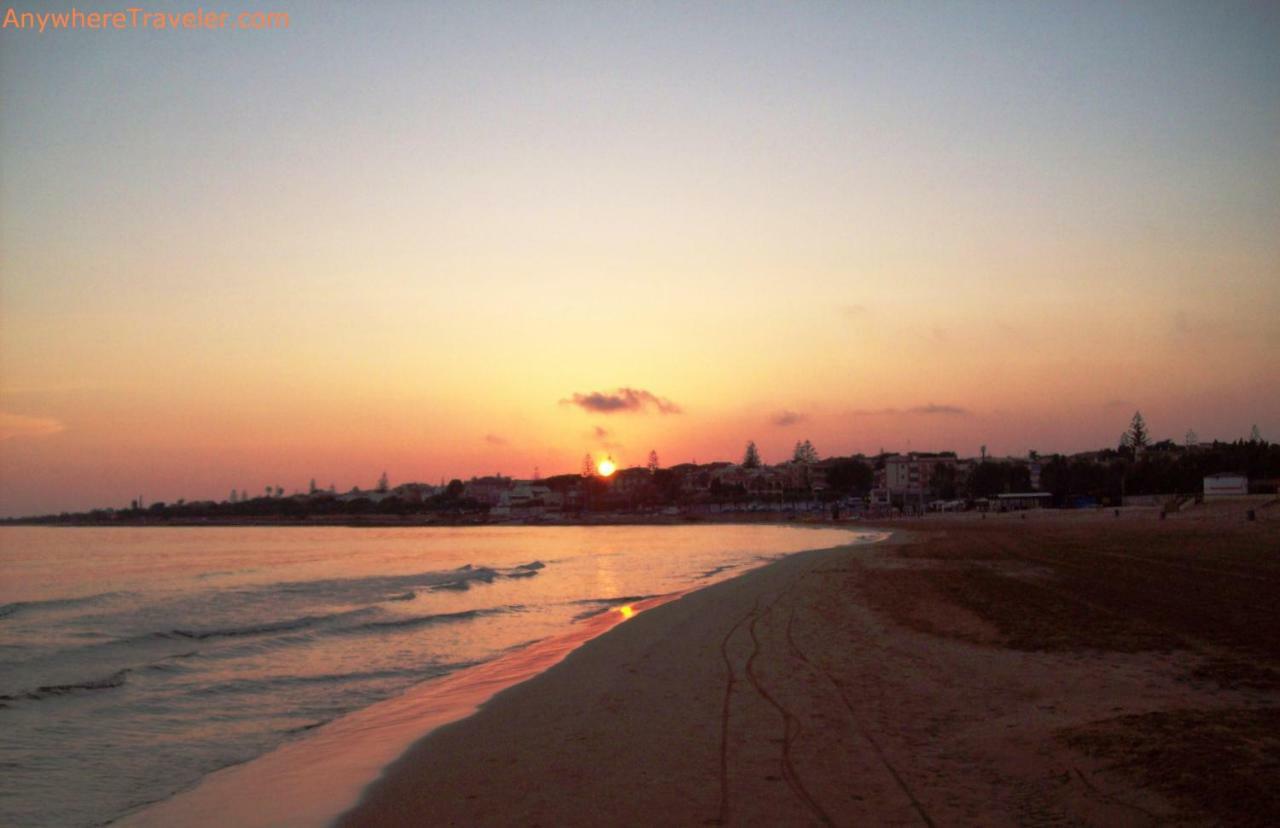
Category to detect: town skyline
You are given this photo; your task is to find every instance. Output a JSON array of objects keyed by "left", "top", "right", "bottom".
[{"left": 6, "top": 409, "right": 1272, "bottom": 520}]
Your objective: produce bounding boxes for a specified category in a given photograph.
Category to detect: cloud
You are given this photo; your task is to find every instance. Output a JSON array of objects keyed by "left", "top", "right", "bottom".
[
  {"left": 563, "top": 388, "right": 682, "bottom": 415},
  {"left": 593, "top": 426, "right": 609, "bottom": 438},
  {"left": 1101, "top": 399, "right": 1129, "bottom": 410},
  {"left": 848, "top": 403, "right": 970, "bottom": 417},
  {"left": 0, "top": 411, "right": 66, "bottom": 440},
  {"left": 483, "top": 433, "right": 507, "bottom": 446},
  {"left": 770, "top": 410, "right": 807, "bottom": 427},
  {"left": 909, "top": 403, "right": 968, "bottom": 416},
  {"left": 840, "top": 304, "right": 870, "bottom": 320}
]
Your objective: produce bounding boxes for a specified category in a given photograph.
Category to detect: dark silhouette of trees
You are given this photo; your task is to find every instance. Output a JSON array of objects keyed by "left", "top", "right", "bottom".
[
  {"left": 824, "top": 458, "right": 874, "bottom": 495},
  {"left": 793, "top": 440, "right": 818, "bottom": 464},
  {"left": 928, "top": 463, "right": 960, "bottom": 500},
  {"left": 742, "top": 441, "right": 761, "bottom": 468},
  {"left": 1127, "top": 411, "right": 1149, "bottom": 450}
]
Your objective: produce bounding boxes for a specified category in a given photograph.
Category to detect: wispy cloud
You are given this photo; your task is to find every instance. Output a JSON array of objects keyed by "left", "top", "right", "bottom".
[
  {"left": 910, "top": 403, "right": 968, "bottom": 416},
  {"left": 562, "top": 388, "right": 682, "bottom": 415},
  {"left": 587, "top": 425, "right": 623, "bottom": 451},
  {"left": 483, "top": 433, "right": 507, "bottom": 446},
  {"left": 770, "top": 410, "right": 807, "bottom": 427},
  {"left": 0, "top": 411, "right": 66, "bottom": 440},
  {"left": 840, "top": 304, "right": 870, "bottom": 320},
  {"left": 848, "top": 403, "right": 970, "bottom": 417}
]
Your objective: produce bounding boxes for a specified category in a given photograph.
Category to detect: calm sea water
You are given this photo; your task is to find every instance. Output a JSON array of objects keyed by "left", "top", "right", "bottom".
[{"left": 0, "top": 524, "right": 861, "bottom": 827}]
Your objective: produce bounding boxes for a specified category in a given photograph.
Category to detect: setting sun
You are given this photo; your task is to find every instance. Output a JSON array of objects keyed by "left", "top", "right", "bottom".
[{"left": 597, "top": 458, "right": 616, "bottom": 477}]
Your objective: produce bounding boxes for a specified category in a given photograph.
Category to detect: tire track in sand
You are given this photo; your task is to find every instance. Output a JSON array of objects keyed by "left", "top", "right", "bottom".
[
  {"left": 744, "top": 577, "right": 835, "bottom": 826},
  {"left": 785, "top": 568, "right": 939, "bottom": 828},
  {"left": 714, "top": 602, "right": 757, "bottom": 825}
]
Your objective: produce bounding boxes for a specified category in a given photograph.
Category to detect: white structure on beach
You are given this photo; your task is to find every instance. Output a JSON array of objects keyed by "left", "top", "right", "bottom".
[{"left": 1203, "top": 473, "right": 1248, "bottom": 498}]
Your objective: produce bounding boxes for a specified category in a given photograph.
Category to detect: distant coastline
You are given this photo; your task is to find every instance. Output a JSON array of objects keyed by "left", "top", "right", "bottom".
[{"left": 5, "top": 432, "right": 1276, "bottom": 526}]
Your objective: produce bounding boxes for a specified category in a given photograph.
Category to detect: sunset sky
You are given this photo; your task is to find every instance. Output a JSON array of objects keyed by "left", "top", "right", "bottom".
[{"left": 2, "top": 1, "right": 1278, "bottom": 516}]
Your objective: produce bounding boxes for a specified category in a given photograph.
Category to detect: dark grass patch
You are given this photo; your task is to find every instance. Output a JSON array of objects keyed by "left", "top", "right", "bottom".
[
  {"left": 862, "top": 564, "right": 1181, "bottom": 652},
  {"left": 1186, "top": 657, "right": 1280, "bottom": 692},
  {"left": 1060, "top": 708, "right": 1280, "bottom": 827},
  {"left": 866, "top": 522, "right": 1280, "bottom": 657}
]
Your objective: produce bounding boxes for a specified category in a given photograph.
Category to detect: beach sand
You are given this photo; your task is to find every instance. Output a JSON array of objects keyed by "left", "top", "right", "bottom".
[{"left": 340, "top": 510, "right": 1279, "bottom": 826}]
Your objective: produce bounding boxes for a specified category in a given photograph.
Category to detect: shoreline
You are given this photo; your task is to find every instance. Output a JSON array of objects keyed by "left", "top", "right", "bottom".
[
  {"left": 114, "top": 527, "right": 880, "bottom": 827},
  {"left": 338, "top": 513, "right": 1279, "bottom": 826}
]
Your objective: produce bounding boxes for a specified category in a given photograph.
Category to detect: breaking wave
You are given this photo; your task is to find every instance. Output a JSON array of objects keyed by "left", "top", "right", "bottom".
[
  {"left": 0, "top": 667, "right": 132, "bottom": 702},
  {"left": 0, "top": 591, "right": 131, "bottom": 621}
]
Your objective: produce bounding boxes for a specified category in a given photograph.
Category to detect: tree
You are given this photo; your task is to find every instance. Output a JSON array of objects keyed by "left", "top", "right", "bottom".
[
  {"left": 1251, "top": 424, "right": 1263, "bottom": 443},
  {"left": 581, "top": 454, "right": 595, "bottom": 478},
  {"left": 967, "top": 461, "right": 1008, "bottom": 498},
  {"left": 742, "top": 441, "right": 761, "bottom": 468},
  {"left": 826, "top": 458, "right": 874, "bottom": 495},
  {"left": 1127, "top": 411, "right": 1149, "bottom": 451},
  {"left": 928, "top": 463, "right": 960, "bottom": 500},
  {"left": 793, "top": 439, "right": 818, "bottom": 464},
  {"left": 1185, "top": 429, "right": 1198, "bottom": 448},
  {"left": 377, "top": 471, "right": 390, "bottom": 493},
  {"left": 309, "top": 478, "right": 318, "bottom": 494},
  {"left": 647, "top": 450, "right": 660, "bottom": 474}
]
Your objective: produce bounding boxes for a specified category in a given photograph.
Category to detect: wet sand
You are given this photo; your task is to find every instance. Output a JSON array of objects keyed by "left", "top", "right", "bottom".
[{"left": 340, "top": 510, "right": 1280, "bottom": 826}]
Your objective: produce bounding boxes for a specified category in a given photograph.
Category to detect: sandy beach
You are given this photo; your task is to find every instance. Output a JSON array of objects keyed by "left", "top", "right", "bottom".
[{"left": 341, "top": 509, "right": 1279, "bottom": 826}]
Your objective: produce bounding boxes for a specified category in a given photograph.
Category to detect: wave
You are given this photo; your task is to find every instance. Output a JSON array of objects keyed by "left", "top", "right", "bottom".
[
  {"left": 697, "top": 563, "right": 738, "bottom": 579},
  {"left": 502, "top": 561, "right": 546, "bottom": 580},
  {"left": 155, "top": 607, "right": 377, "bottom": 642},
  {"left": 269, "top": 565, "right": 501, "bottom": 598},
  {"left": 0, "top": 667, "right": 131, "bottom": 702},
  {"left": 343, "top": 606, "right": 523, "bottom": 634},
  {"left": 130, "top": 604, "right": 521, "bottom": 647},
  {"left": 569, "top": 594, "right": 655, "bottom": 607},
  {"left": 187, "top": 665, "right": 448, "bottom": 698},
  {"left": 0, "top": 591, "right": 131, "bottom": 621},
  {"left": 568, "top": 595, "right": 656, "bottom": 622}
]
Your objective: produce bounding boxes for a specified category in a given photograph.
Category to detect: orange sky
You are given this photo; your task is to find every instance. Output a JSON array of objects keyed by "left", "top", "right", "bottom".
[{"left": 2, "top": 2, "right": 1278, "bottom": 516}]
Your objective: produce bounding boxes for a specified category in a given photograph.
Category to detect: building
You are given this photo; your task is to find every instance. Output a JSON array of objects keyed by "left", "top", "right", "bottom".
[
  {"left": 993, "top": 492, "right": 1054, "bottom": 511},
  {"left": 877, "top": 453, "right": 957, "bottom": 496},
  {"left": 1203, "top": 473, "right": 1248, "bottom": 498},
  {"left": 463, "top": 475, "right": 513, "bottom": 506}
]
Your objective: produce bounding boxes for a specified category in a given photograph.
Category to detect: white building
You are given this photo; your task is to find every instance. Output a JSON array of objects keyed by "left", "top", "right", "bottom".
[{"left": 1203, "top": 473, "right": 1248, "bottom": 498}]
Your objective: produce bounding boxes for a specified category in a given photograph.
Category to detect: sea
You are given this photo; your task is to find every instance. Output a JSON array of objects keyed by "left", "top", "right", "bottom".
[{"left": 0, "top": 524, "right": 865, "bottom": 827}]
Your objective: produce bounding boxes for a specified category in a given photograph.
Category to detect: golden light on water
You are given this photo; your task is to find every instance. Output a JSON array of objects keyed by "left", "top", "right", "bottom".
[
  {"left": 617, "top": 604, "right": 634, "bottom": 620},
  {"left": 597, "top": 457, "right": 616, "bottom": 477}
]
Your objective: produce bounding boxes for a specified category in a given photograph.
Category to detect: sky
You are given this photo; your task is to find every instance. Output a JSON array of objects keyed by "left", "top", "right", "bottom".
[{"left": 2, "top": 1, "right": 1278, "bottom": 516}]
